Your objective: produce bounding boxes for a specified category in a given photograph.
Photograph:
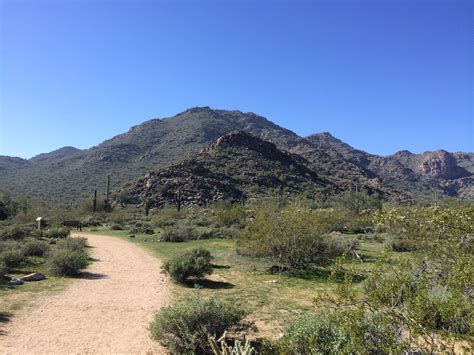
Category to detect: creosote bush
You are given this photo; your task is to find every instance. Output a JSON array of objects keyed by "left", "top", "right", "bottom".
[
  {"left": 48, "top": 249, "right": 90, "bottom": 276},
  {"left": 0, "top": 225, "right": 31, "bottom": 240},
  {"left": 239, "top": 206, "right": 358, "bottom": 269},
  {"left": 149, "top": 297, "right": 249, "bottom": 354},
  {"left": 162, "top": 248, "right": 213, "bottom": 282},
  {"left": 46, "top": 227, "right": 70, "bottom": 239},
  {"left": 48, "top": 237, "right": 90, "bottom": 276},
  {"left": 161, "top": 226, "right": 198, "bottom": 242},
  {"left": 0, "top": 249, "right": 24, "bottom": 268},
  {"left": 22, "top": 238, "right": 50, "bottom": 256},
  {"left": 55, "top": 237, "right": 88, "bottom": 251}
]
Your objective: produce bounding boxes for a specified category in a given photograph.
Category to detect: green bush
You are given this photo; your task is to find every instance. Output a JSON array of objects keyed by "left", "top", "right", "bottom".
[
  {"left": 149, "top": 297, "right": 248, "bottom": 354},
  {"left": 110, "top": 223, "right": 123, "bottom": 230},
  {"left": 22, "top": 238, "right": 50, "bottom": 256},
  {"left": 162, "top": 248, "right": 213, "bottom": 282},
  {"left": 0, "top": 240, "right": 21, "bottom": 253},
  {"left": 333, "top": 190, "right": 382, "bottom": 215},
  {"left": 0, "top": 263, "right": 8, "bottom": 277},
  {"left": 199, "top": 226, "right": 239, "bottom": 239},
  {"left": 55, "top": 237, "right": 88, "bottom": 252},
  {"left": 161, "top": 226, "right": 197, "bottom": 242},
  {"left": 277, "top": 311, "right": 406, "bottom": 354},
  {"left": 46, "top": 227, "right": 70, "bottom": 239},
  {"left": 48, "top": 249, "right": 90, "bottom": 276},
  {"left": 215, "top": 203, "right": 246, "bottom": 228},
  {"left": 389, "top": 236, "right": 418, "bottom": 252},
  {"left": 0, "top": 225, "right": 31, "bottom": 240},
  {"left": 278, "top": 313, "right": 350, "bottom": 354},
  {"left": 0, "top": 249, "right": 24, "bottom": 268},
  {"left": 240, "top": 207, "right": 358, "bottom": 269}
]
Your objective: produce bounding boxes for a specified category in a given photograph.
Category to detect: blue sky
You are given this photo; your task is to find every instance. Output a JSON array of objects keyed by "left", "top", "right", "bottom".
[{"left": 0, "top": 0, "right": 472, "bottom": 158}]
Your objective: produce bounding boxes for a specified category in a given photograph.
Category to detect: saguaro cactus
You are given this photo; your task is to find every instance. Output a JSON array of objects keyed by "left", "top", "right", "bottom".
[
  {"left": 174, "top": 189, "right": 183, "bottom": 212},
  {"left": 145, "top": 199, "right": 150, "bottom": 216},
  {"left": 93, "top": 189, "right": 97, "bottom": 212}
]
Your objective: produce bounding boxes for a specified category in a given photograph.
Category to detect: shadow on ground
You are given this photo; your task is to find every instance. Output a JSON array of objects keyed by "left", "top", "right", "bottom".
[
  {"left": 0, "top": 312, "right": 12, "bottom": 336},
  {"left": 80, "top": 272, "right": 107, "bottom": 280},
  {"left": 185, "top": 279, "right": 235, "bottom": 289},
  {"left": 211, "top": 264, "right": 231, "bottom": 269}
]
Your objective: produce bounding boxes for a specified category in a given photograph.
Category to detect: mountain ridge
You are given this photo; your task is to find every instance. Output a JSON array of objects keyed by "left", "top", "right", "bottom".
[{"left": 0, "top": 107, "right": 472, "bottom": 203}]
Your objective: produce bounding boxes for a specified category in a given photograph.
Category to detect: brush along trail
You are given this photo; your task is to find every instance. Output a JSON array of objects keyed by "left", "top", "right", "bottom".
[{"left": 0, "top": 232, "right": 169, "bottom": 354}]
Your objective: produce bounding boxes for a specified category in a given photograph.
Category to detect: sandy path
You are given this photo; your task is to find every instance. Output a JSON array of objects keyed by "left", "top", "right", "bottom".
[{"left": 0, "top": 232, "right": 170, "bottom": 354}]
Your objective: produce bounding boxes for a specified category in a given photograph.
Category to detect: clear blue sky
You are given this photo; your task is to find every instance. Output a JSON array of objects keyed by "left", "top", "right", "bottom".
[{"left": 0, "top": 0, "right": 472, "bottom": 159}]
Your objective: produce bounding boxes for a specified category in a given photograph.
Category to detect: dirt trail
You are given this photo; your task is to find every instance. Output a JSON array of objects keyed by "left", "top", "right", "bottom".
[{"left": 0, "top": 232, "right": 170, "bottom": 354}]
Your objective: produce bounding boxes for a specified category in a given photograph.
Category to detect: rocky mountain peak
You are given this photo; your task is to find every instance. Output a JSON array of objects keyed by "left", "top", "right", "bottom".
[{"left": 417, "top": 150, "right": 459, "bottom": 179}]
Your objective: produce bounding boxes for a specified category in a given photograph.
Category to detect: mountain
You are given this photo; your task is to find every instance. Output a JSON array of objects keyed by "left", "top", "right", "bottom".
[
  {"left": 124, "top": 131, "right": 332, "bottom": 208},
  {"left": 0, "top": 106, "right": 472, "bottom": 203}
]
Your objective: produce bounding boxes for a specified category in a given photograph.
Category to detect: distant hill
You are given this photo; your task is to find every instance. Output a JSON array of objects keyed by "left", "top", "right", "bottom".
[
  {"left": 125, "top": 131, "right": 332, "bottom": 208},
  {"left": 0, "top": 107, "right": 472, "bottom": 203}
]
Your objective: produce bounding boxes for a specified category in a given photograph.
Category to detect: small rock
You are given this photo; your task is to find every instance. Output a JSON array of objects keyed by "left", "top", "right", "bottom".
[
  {"left": 20, "top": 272, "right": 46, "bottom": 282},
  {"left": 8, "top": 279, "right": 23, "bottom": 286}
]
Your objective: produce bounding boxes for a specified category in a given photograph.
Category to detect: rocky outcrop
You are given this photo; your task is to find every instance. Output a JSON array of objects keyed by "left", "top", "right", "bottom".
[
  {"left": 124, "top": 132, "right": 333, "bottom": 208},
  {"left": 417, "top": 150, "right": 463, "bottom": 179}
]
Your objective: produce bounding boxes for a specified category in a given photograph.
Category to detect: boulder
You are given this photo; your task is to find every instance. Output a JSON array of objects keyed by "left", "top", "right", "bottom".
[
  {"left": 20, "top": 272, "right": 46, "bottom": 282},
  {"left": 8, "top": 279, "right": 23, "bottom": 286}
]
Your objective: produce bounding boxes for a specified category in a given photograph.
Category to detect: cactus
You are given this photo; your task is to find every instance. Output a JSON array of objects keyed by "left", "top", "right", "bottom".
[
  {"left": 145, "top": 199, "right": 150, "bottom": 216},
  {"left": 208, "top": 334, "right": 257, "bottom": 355},
  {"left": 174, "top": 189, "right": 183, "bottom": 212}
]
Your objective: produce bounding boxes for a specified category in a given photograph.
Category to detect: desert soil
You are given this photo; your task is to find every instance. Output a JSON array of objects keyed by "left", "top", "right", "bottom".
[{"left": 0, "top": 232, "right": 170, "bottom": 354}]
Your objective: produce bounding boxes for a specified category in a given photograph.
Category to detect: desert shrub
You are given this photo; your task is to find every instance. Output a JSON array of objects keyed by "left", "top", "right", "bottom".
[
  {"left": 161, "top": 226, "right": 197, "bottom": 242},
  {"left": 55, "top": 237, "right": 88, "bottom": 252},
  {"left": 149, "top": 297, "right": 248, "bottom": 354},
  {"left": 215, "top": 203, "right": 246, "bottom": 228},
  {"left": 0, "top": 225, "right": 31, "bottom": 240},
  {"left": 115, "top": 191, "right": 138, "bottom": 204},
  {"left": 240, "top": 206, "right": 358, "bottom": 269},
  {"left": 276, "top": 311, "right": 406, "bottom": 354},
  {"left": 0, "top": 249, "right": 24, "bottom": 268},
  {"left": 155, "top": 219, "right": 175, "bottom": 228},
  {"left": 46, "top": 227, "right": 70, "bottom": 239},
  {"left": 48, "top": 249, "right": 90, "bottom": 276},
  {"left": 389, "top": 236, "right": 419, "bottom": 252},
  {"left": 152, "top": 208, "right": 185, "bottom": 228},
  {"left": 129, "top": 222, "right": 154, "bottom": 234},
  {"left": 81, "top": 215, "right": 103, "bottom": 227},
  {"left": 199, "top": 226, "right": 239, "bottom": 239},
  {"left": 162, "top": 248, "right": 213, "bottom": 282},
  {"left": 193, "top": 216, "right": 211, "bottom": 227},
  {"left": 0, "top": 240, "right": 21, "bottom": 252},
  {"left": 324, "top": 235, "right": 358, "bottom": 258},
  {"left": 0, "top": 263, "right": 8, "bottom": 277},
  {"left": 110, "top": 223, "right": 123, "bottom": 230},
  {"left": 278, "top": 313, "right": 350, "bottom": 354},
  {"left": 22, "top": 238, "right": 50, "bottom": 256},
  {"left": 333, "top": 190, "right": 382, "bottom": 215}
]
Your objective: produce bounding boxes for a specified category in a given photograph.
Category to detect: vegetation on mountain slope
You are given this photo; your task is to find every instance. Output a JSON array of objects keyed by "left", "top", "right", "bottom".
[{"left": 0, "top": 107, "right": 471, "bottom": 204}]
